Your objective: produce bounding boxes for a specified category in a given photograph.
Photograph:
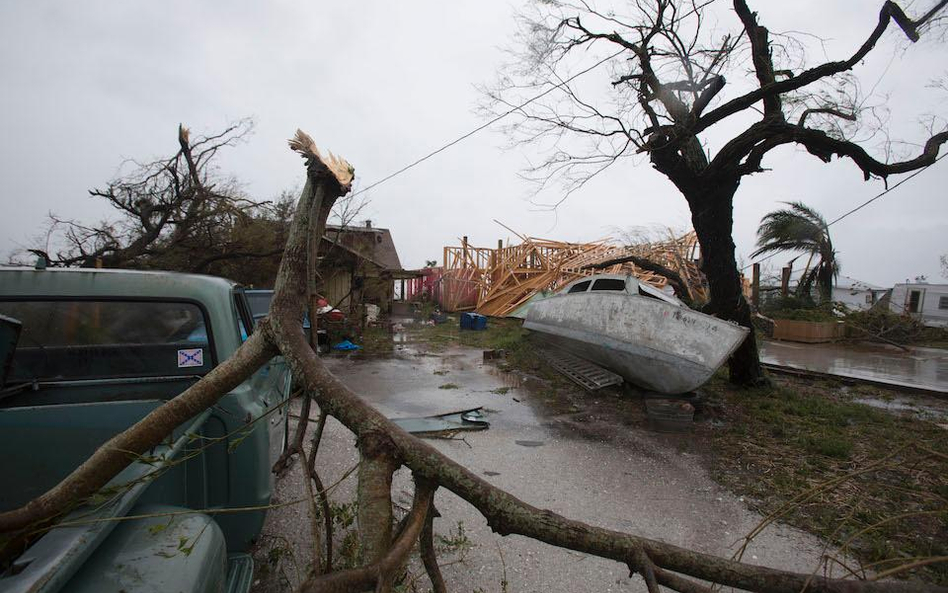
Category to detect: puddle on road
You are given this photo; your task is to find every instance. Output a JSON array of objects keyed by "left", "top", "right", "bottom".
[
  {"left": 761, "top": 340, "right": 948, "bottom": 392},
  {"left": 515, "top": 440, "right": 546, "bottom": 447},
  {"left": 321, "top": 327, "right": 644, "bottom": 441},
  {"left": 323, "top": 338, "right": 554, "bottom": 429}
]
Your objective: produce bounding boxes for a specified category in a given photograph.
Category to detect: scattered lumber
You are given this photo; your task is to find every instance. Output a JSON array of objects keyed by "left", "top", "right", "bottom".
[{"left": 441, "top": 230, "right": 708, "bottom": 317}]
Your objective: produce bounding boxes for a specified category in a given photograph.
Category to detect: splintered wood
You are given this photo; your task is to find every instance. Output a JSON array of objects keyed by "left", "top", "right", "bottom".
[{"left": 441, "top": 231, "right": 708, "bottom": 316}]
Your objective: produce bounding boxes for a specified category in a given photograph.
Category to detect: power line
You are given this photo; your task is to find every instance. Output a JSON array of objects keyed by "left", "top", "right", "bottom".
[
  {"left": 743, "top": 153, "right": 947, "bottom": 272},
  {"left": 350, "top": 49, "right": 623, "bottom": 198},
  {"left": 351, "top": 0, "right": 724, "bottom": 198},
  {"left": 825, "top": 153, "right": 947, "bottom": 226}
]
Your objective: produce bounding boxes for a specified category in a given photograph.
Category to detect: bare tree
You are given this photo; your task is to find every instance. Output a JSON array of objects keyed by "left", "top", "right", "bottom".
[
  {"left": 29, "top": 119, "right": 294, "bottom": 285},
  {"left": 1, "top": 131, "right": 943, "bottom": 593},
  {"left": 484, "top": 0, "right": 948, "bottom": 384}
]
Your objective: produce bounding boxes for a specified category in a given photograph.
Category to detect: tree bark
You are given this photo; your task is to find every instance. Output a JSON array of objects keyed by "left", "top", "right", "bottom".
[
  {"left": 687, "top": 179, "right": 767, "bottom": 386},
  {"left": 300, "top": 478, "right": 435, "bottom": 593},
  {"left": 649, "top": 135, "right": 766, "bottom": 386},
  {"left": 421, "top": 504, "right": 447, "bottom": 593},
  {"left": 357, "top": 431, "right": 400, "bottom": 566}
]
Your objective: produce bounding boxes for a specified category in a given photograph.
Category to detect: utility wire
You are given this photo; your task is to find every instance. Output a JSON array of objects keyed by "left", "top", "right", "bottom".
[
  {"left": 349, "top": 49, "right": 623, "bottom": 198},
  {"left": 825, "top": 153, "right": 947, "bottom": 226},
  {"left": 743, "top": 152, "right": 947, "bottom": 272},
  {"left": 351, "top": 0, "right": 724, "bottom": 198}
]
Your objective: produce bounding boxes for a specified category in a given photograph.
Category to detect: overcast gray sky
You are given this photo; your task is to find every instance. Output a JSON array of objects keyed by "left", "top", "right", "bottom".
[{"left": 1, "top": 1, "right": 946, "bottom": 288}]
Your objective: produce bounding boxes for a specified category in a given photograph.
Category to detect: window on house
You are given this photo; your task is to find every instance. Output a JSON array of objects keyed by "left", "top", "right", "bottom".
[
  {"left": 567, "top": 280, "right": 591, "bottom": 294},
  {"left": 865, "top": 294, "right": 872, "bottom": 304},
  {"left": 939, "top": 296, "right": 948, "bottom": 310}
]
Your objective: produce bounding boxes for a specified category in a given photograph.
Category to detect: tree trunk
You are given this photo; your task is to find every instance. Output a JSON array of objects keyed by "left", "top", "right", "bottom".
[
  {"left": 687, "top": 182, "right": 767, "bottom": 387},
  {"left": 357, "top": 431, "right": 399, "bottom": 565}
]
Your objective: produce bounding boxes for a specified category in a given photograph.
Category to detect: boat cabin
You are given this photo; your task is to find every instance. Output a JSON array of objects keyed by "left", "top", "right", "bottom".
[{"left": 560, "top": 274, "right": 684, "bottom": 307}]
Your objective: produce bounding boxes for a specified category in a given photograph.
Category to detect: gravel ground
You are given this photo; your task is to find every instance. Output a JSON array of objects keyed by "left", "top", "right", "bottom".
[{"left": 250, "top": 341, "right": 835, "bottom": 593}]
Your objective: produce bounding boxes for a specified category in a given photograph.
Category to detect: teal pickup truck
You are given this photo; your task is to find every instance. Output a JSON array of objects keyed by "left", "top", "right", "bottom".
[{"left": 0, "top": 267, "right": 292, "bottom": 593}]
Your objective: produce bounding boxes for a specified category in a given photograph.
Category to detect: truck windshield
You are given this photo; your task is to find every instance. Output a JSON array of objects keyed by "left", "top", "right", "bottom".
[{"left": 0, "top": 300, "right": 213, "bottom": 381}]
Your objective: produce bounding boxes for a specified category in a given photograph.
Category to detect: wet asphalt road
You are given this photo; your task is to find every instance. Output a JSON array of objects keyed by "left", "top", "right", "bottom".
[
  {"left": 251, "top": 338, "right": 836, "bottom": 593},
  {"left": 760, "top": 339, "right": 948, "bottom": 394}
]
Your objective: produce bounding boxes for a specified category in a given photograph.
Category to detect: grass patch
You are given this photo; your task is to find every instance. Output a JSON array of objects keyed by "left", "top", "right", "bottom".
[
  {"left": 408, "top": 317, "right": 572, "bottom": 387},
  {"left": 491, "top": 387, "right": 511, "bottom": 395},
  {"left": 408, "top": 316, "right": 528, "bottom": 352},
  {"left": 438, "top": 383, "right": 459, "bottom": 390},
  {"left": 436, "top": 520, "right": 475, "bottom": 557},
  {"left": 707, "top": 375, "right": 948, "bottom": 584},
  {"left": 356, "top": 325, "right": 394, "bottom": 356}
]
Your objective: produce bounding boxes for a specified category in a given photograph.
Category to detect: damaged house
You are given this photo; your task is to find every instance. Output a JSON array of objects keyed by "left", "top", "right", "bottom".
[{"left": 318, "top": 221, "right": 407, "bottom": 317}]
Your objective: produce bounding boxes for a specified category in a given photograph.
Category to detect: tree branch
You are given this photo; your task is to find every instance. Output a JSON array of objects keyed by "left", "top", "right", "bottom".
[
  {"left": 0, "top": 329, "right": 276, "bottom": 533},
  {"left": 298, "top": 478, "right": 435, "bottom": 593},
  {"left": 630, "top": 546, "right": 661, "bottom": 593},
  {"left": 696, "top": 1, "right": 934, "bottom": 134},
  {"left": 189, "top": 249, "right": 285, "bottom": 273},
  {"left": 715, "top": 119, "right": 947, "bottom": 180},
  {"left": 798, "top": 107, "right": 858, "bottom": 128},
  {"left": 733, "top": 0, "right": 783, "bottom": 120},
  {"left": 421, "top": 504, "right": 447, "bottom": 593}
]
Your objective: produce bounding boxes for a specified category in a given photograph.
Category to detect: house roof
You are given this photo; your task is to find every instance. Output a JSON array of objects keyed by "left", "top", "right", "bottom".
[
  {"left": 320, "top": 236, "right": 389, "bottom": 269},
  {"left": 761, "top": 268, "right": 883, "bottom": 291},
  {"left": 835, "top": 275, "right": 884, "bottom": 291},
  {"left": 323, "top": 224, "right": 403, "bottom": 271},
  {"left": 893, "top": 282, "right": 948, "bottom": 289}
]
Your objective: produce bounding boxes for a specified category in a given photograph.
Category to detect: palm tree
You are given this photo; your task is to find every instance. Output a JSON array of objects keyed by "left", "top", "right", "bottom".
[{"left": 751, "top": 201, "right": 839, "bottom": 302}]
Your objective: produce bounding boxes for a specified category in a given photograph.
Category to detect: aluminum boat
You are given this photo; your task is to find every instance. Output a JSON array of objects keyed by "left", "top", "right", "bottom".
[{"left": 523, "top": 274, "right": 749, "bottom": 394}]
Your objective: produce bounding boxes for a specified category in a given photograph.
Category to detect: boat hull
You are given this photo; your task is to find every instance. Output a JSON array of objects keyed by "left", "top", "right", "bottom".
[{"left": 524, "top": 292, "right": 748, "bottom": 394}]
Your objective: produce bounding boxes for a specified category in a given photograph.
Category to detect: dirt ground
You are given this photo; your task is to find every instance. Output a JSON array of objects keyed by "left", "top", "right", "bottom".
[{"left": 249, "top": 327, "right": 845, "bottom": 592}]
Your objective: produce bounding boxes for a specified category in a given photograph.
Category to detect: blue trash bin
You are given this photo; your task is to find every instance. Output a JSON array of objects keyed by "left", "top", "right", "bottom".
[
  {"left": 471, "top": 313, "right": 487, "bottom": 330},
  {"left": 461, "top": 312, "right": 487, "bottom": 331}
]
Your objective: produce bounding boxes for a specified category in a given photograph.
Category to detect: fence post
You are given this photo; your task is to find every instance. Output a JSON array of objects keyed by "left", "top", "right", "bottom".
[{"left": 752, "top": 263, "right": 760, "bottom": 310}]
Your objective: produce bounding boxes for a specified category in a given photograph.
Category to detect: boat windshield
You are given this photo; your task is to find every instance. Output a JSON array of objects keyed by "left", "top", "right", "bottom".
[
  {"left": 638, "top": 283, "right": 683, "bottom": 306},
  {"left": 590, "top": 278, "right": 626, "bottom": 291},
  {"left": 567, "top": 280, "right": 591, "bottom": 294}
]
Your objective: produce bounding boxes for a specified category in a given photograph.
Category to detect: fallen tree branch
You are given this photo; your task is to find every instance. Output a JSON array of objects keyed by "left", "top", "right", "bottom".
[
  {"left": 421, "top": 504, "right": 447, "bottom": 593},
  {"left": 5, "top": 129, "right": 944, "bottom": 593},
  {"left": 653, "top": 567, "right": 712, "bottom": 593},
  {"left": 0, "top": 328, "right": 276, "bottom": 534},
  {"left": 631, "top": 546, "right": 661, "bottom": 593},
  {"left": 306, "top": 409, "right": 332, "bottom": 573},
  {"left": 265, "top": 133, "right": 945, "bottom": 593},
  {"left": 300, "top": 439, "right": 324, "bottom": 574},
  {"left": 274, "top": 391, "right": 313, "bottom": 474},
  {"left": 298, "top": 478, "right": 436, "bottom": 593}
]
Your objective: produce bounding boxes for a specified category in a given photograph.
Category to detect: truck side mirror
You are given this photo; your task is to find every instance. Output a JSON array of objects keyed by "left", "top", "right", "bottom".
[{"left": 0, "top": 314, "right": 22, "bottom": 387}]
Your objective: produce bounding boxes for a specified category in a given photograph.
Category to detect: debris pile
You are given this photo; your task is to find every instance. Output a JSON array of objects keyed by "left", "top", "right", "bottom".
[{"left": 441, "top": 230, "right": 707, "bottom": 316}]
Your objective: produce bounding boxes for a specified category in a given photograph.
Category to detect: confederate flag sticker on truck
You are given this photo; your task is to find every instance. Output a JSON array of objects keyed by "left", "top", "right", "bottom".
[{"left": 177, "top": 348, "right": 204, "bottom": 368}]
